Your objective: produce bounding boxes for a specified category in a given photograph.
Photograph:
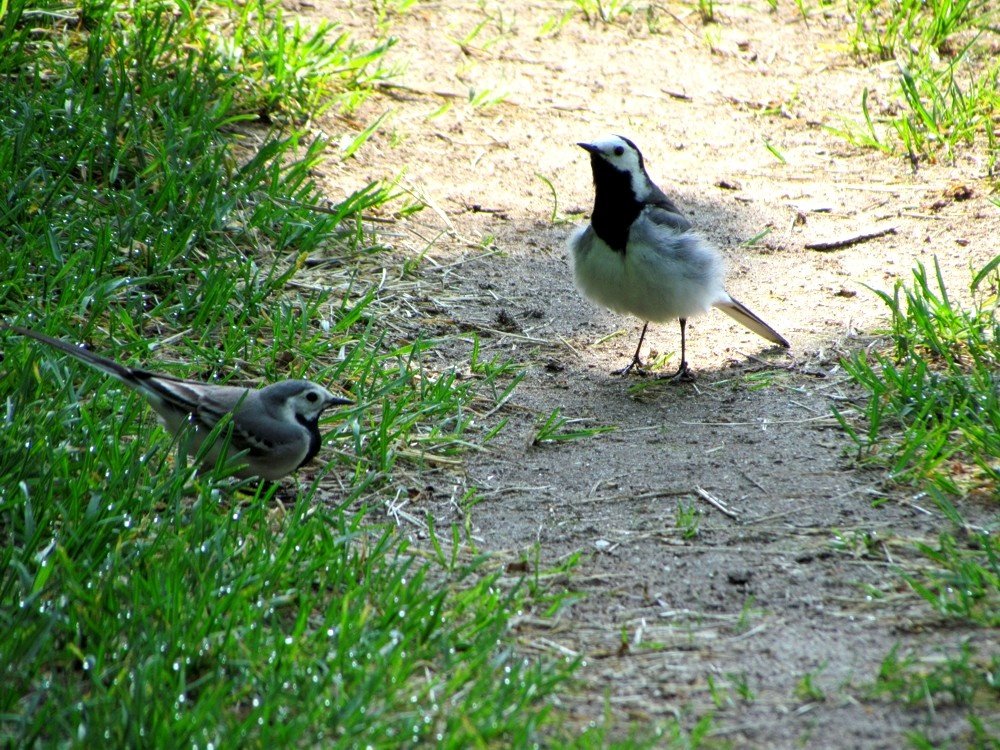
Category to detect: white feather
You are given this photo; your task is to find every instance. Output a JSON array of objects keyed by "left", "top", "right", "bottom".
[{"left": 569, "top": 219, "right": 725, "bottom": 323}]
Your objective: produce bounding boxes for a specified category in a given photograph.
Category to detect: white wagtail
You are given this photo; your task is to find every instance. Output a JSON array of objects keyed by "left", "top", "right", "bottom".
[
  {"left": 6, "top": 325, "right": 353, "bottom": 480},
  {"left": 569, "top": 134, "right": 790, "bottom": 378}
]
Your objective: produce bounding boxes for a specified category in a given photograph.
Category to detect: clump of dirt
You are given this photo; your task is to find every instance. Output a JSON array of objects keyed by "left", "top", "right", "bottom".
[{"left": 309, "top": 1, "right": 998, "bottom": 744}]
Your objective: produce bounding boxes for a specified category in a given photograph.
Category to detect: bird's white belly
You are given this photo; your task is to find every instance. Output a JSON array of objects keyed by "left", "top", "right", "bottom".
[{"left": 570, "top": 226, "right": 720, "bottom": 322}]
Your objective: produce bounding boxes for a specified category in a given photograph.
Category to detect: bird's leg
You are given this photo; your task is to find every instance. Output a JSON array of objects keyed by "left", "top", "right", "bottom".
[
  {"left": 673, "top": 318, "right": 692, "bottom": 380},
  {"left": 658, "top": 318, "right": 693, "bottom": 381},
  {"left": 612, "top": 321, "right": 650, "bottom": 376}
]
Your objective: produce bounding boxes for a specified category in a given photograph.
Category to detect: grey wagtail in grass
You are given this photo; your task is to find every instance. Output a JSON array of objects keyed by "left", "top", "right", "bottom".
[
  {"left": 6, "top": 325, "right": 353, "bottom": 480},
  {"left": 568, "top": 134, "right": 789, "bottom": 378}
]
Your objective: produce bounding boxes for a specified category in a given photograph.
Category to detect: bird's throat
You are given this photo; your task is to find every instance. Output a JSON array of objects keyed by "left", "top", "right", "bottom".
[
  {"left": 296, "top": 414, "right": 322, "bottom": 468},
  {"left": 589, "top": 156, "right": 642, "bottom": 254}
]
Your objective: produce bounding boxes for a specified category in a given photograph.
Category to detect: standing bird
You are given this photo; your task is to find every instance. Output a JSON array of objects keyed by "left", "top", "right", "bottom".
[
  {"left": 568, "top": 134, "right": 789, "bottom": 378},
  {"left": 5, "top": 325, "right": 353, "bottom": 480}
]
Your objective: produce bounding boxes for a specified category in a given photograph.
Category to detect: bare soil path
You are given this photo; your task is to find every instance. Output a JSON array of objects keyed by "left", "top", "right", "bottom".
[{"left": 308, "top": 2, "right": 998, "bottom": 745}]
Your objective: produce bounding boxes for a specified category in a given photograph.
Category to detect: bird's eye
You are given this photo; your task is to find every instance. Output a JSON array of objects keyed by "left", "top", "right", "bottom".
[
  {"left": 306, "top": 392, "right": 319, "bottom": 403},
  {"left": 613, "top": 146, "right": 625, "bottom": 156}
]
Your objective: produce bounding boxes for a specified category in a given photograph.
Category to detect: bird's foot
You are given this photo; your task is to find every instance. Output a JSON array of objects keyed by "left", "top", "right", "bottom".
[
  {"left": 657, "top": 360, "right": 693, "bottom": 382},
  {"left": 612, "top": 356, "right": 649, "bottom": 377}
]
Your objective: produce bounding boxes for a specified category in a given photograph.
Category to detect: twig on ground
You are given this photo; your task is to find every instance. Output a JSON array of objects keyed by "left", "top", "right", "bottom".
[
  {"left": 384, "top": 491, "right": 427, "bottom": 530},
  {"left": 805, "top": 225, "right": 897, "bottom": 251},
  {"left": 681, "top": 413, "right": 847, "bottom": 427},
  {"left": 694, "top": 485, "right": 741, "bottom": 520},
  {"left": 374, "top": 80, "right": 463, "bottom": 100}
]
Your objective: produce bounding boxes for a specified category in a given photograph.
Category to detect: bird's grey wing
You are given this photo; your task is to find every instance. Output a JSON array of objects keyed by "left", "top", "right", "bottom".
[
  {"left": 646, "top": 185, "right": 690, "bottom": 224},
  {"left": 198, "top": 389, "right": 302, "bottom": 459},
  {"left": 643, "top": 204, "right": 693, "bottom": 233},
  {"left": 194, "top": 388, "right": 258, "bottom": 448}
]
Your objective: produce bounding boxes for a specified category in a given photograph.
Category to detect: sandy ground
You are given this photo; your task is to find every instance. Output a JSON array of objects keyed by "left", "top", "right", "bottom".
[{"left": 303, "top": 1, "right": 998, "bottom": 745}]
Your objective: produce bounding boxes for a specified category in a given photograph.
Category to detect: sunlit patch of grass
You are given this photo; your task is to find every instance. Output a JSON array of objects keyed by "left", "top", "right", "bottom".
[
  {"left": 568, "top": 0, "right": 635, "bottom": 24},
  {"left": 846, "top": 0, "right": 994, "bottom": 61},
  {"left": 835, "top": 256, "right": 999, "bottom": 496},
  {"left": 836, "top": 0, "right": 1000, "bottom": 168},
  {"left": 836, "top": 254, "right": 999, "bottom": 744}
]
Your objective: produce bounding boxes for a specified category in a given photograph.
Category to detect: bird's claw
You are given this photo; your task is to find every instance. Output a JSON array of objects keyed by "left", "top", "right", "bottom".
[
  {"left": 612, "top": 357, "right": 649, "bottom": 377},
  {"left": 643, "top": 359, "right": 693, "bottom": 382},
  {"left": 664, "top": 360, "right": 693, "bottom": 381}
]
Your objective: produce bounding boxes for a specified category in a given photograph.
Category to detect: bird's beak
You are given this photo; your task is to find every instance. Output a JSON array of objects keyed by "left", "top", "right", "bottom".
[
  {"left": 577, "top": 142, "right": 601, "bottom": 155},
  {"left": 327, "top": 394, "right": 355, "bottom": 407}
]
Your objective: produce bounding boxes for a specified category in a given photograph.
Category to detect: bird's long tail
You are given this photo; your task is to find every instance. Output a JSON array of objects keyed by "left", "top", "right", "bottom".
[
  {"left": 713, "top": 297, "right": 790, "bottom": 348},
  {"left": 6, "top": 325, "right": 145, "bottom": 383}
]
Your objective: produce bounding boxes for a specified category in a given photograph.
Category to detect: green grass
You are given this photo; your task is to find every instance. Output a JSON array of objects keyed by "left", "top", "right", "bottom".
[
  {"left": 835, "top": 0, "right": 1000, "bottom": 168},
  {"left": 866, "top": 520, "right": 1000, "bottom": 744},
  {"left": 0, "top": 0, "right": 586, "bottom": 744},
  {"left": 0, "top": 487, "right": 575, "bottom": 746},
  {"left": 847, "top": 0, "right": 994, "bottom": 61},
  {"left": 904, "top": 520, "right": 1000, "bottom": 627},
  {"left": 675, "top": 500, "right": 702, "bottom": 540},
  {"left": 532, "top": 407, "right": 617, "bottom": 444},
  {"left": 844, "top": 54, "right": 1000, "bottom": 169},
  {"left": 873, "top": 641, "right": 1000, "bottom": 709},
  {"left": 836, "top": 255, "right": 1000, "bottom": 745},
  {"left": 569, "top": 0, "right": 635, "bottom": 24},
  {"left": 836, "top": 256, "right": 999, "bottom": 496}
]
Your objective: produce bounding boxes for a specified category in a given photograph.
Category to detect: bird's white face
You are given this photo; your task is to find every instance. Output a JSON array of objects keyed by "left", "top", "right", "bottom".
[
  {"left": 291, "top": 384, "right": 341, "bottom": 422},
  {"left": 578, "top": 135, "right": 652, "bottom": 199},
  {"left": 260, "top": 379, "right": 352, "bottom": 427}
]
